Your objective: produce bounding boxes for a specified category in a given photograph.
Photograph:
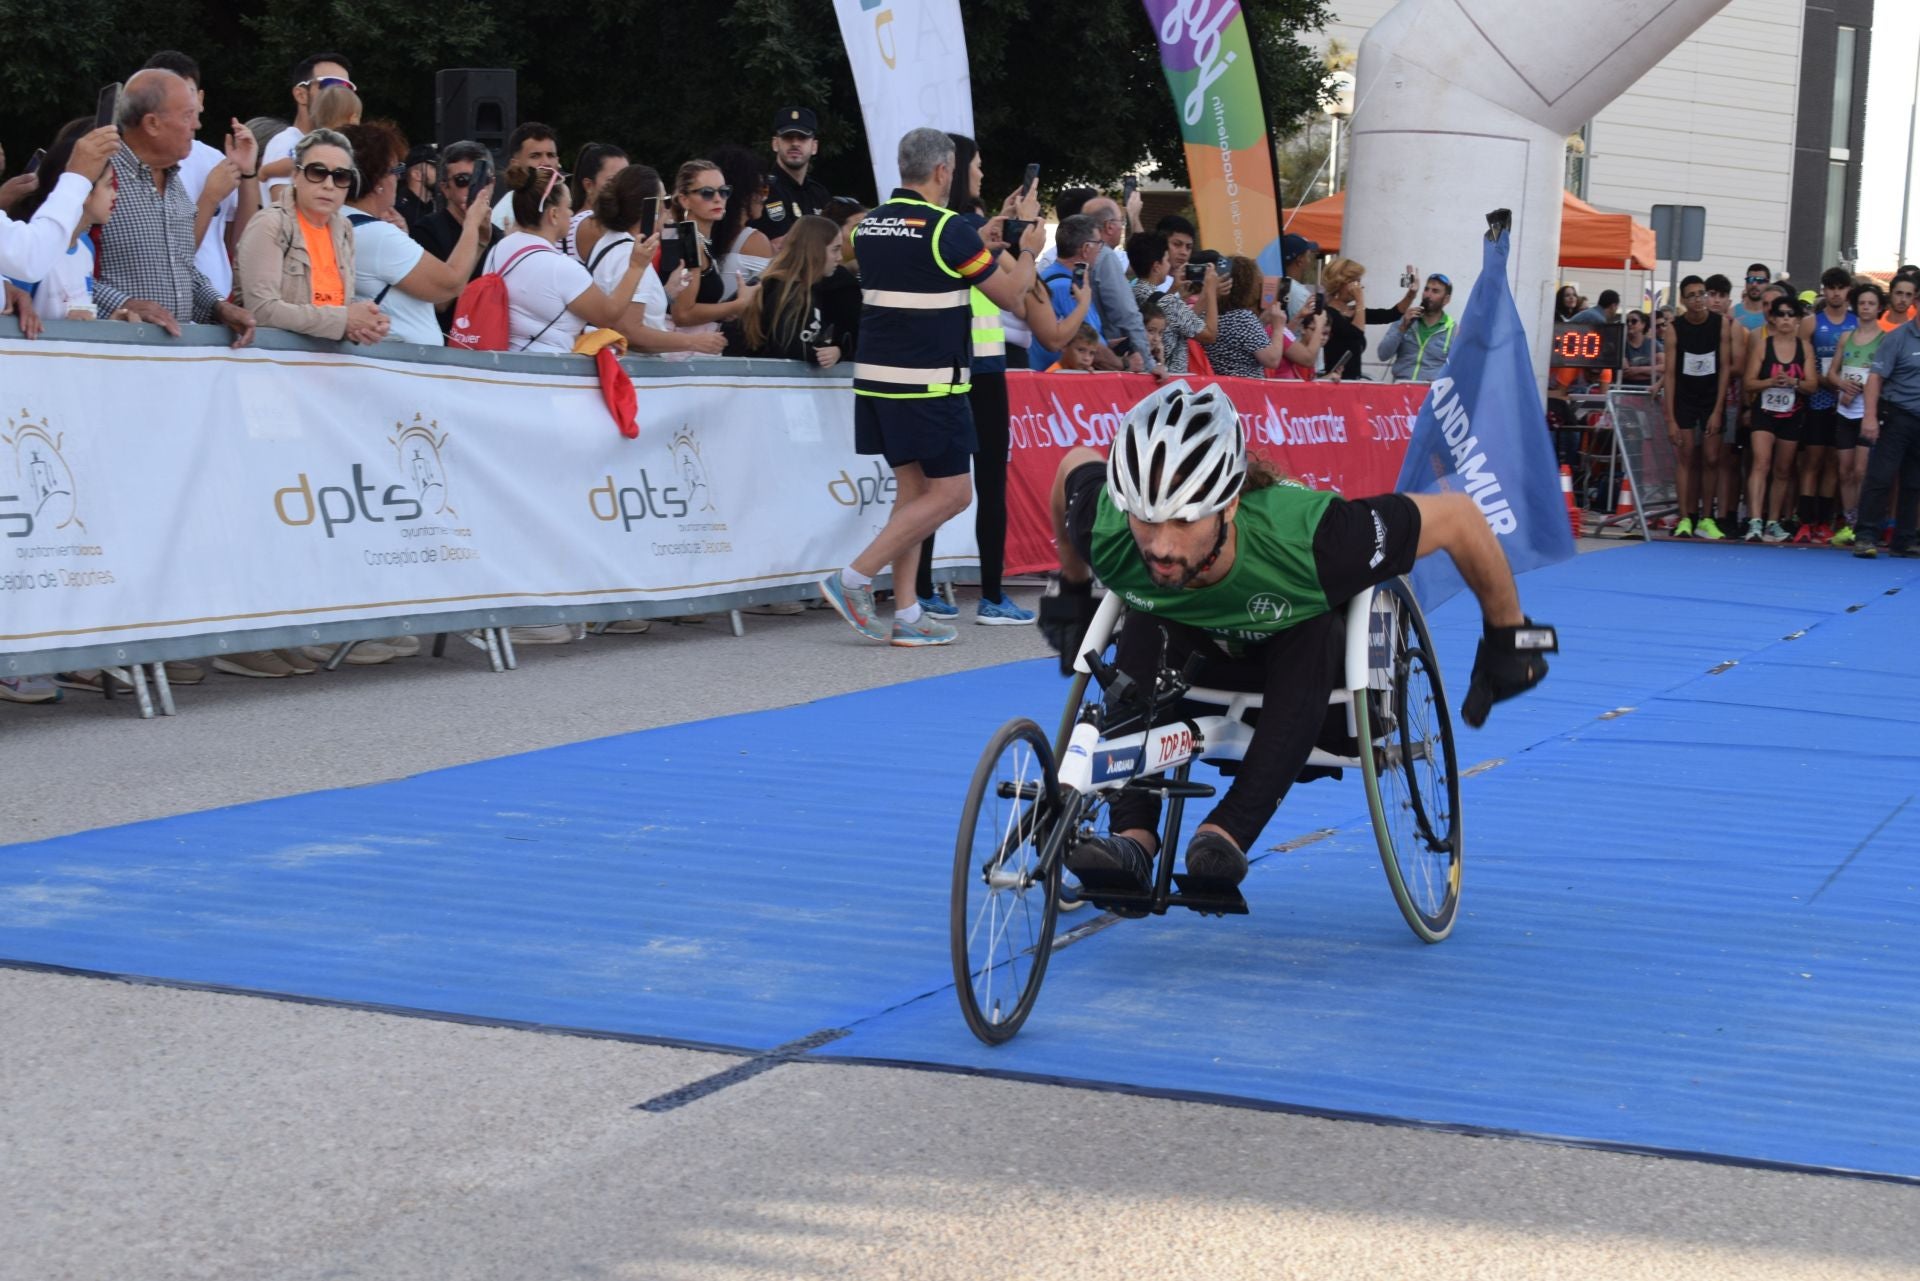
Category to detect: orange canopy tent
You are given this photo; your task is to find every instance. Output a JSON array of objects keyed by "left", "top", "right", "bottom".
[{"left": 1281, "top": 190, "right": 1656, "bottom": 271}]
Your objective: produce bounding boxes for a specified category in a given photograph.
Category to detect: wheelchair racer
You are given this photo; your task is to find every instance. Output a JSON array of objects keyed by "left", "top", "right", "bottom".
[{"left": 1042, "top": 380, "right": 1557, "bottom": 890}]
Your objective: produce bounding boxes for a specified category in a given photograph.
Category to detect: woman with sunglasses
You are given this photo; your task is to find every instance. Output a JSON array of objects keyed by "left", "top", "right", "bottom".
[
  {"left": 1740, "top": 295, "right": 1818, "bottom": 542},
  {"left": 339, "top": 123, "right": 490, "bottom": 347},
  {"left": 480, "top": 163, "right": 651, "bottom": 355},
  {"left": 235, "top": 129, "right": 389, "bottom": 345},
  {"left": 584, "top": 164, "right": 726, "bottom": 355},
  {"left": 1620, "top": 311, "right": 1664, "bottom": 386},
  {"left": 666, "top": 159, "right": 763, "bottom": 331}
]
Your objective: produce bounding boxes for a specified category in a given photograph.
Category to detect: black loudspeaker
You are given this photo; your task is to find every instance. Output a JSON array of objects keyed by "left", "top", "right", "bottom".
[{"left": 434, "top": 68, "right": 516, "bottom": 160}]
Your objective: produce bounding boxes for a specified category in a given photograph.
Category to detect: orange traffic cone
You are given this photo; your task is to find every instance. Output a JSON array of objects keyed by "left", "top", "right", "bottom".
[
  {"left": 1614, "top": 478, "right": 1634, "bottom": 516},
  {"left": 1560, "top": 465, "right": 1583, "bottom": 540}
]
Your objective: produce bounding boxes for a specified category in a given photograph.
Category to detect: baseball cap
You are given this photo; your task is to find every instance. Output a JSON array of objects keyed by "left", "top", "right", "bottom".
[
  {"left": 773, "top": 107, "right": 818, "bottom": 137},
  {"left": 403, "top": 143, "right": 438, "bottom": 167},
  {"left": 1281, "top": 234, "right": 1319, "bottom": 265}
]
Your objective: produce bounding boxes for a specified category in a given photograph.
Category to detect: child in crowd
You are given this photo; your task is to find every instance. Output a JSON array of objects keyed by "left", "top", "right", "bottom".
[
  {"left": 45, "top": 165, "right": 117, "bottom": 322},
  {"left": 1140, "top": 296, "right": 1167, "bottom": 370},
  {"left": 310, "top": 85, "right": 361, "bottom": 134},
  {"left": 1047, "top": 323, "right": 1100, "bottom": 373}
]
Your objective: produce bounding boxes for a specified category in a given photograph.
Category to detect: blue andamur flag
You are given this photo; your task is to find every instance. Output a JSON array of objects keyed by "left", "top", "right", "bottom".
[{"left": 1393, "top": 227, "right": 1575, "bottom": 609}]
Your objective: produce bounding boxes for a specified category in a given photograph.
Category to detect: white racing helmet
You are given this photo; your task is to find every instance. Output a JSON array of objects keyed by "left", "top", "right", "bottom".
[{"left": 1106, "top": 380, "right": 1247, "bottom": 522}]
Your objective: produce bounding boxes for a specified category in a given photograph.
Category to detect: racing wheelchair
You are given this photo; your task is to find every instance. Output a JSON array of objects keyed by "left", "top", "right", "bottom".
[{"left": 949, "top": 575, "right": 1460, "bottom": 1045}]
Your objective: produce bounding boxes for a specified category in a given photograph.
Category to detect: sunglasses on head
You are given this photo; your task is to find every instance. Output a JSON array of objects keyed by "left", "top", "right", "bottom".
[
  {"left": 298, "top": 163, "right": 355, "bottom": 188},
  {"left": 300, "top": 75, "right": 356, "bottom": 92},
  {"left": 688, "top": 185, "right": 733, "bottom": 201},
  {"left": 1429, "top": 273, "right": 1451, "bottom": 287}
]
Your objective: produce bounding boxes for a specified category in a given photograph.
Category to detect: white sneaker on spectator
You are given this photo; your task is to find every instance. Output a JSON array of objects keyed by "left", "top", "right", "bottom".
[
  {"left": 341, "top": 641, "right": 400, "bottom": 665},
  {"left": 742, "top": 600, "right": 806, "bottom": 615},
  {"left": 381, "top": 635, "right": 422, "bottom": 658},
  {"left": 163, "top": 661, "right": 206, "bottom": 685},
  {"left": 508, "top": 625, "right": 577, "bottom": 645},
  {"left": 213, "top": 651, "right": 295, "bottom": 679},
  {"left": 276, "top": 648, "right": 319, "bottom": 675},
  {"left": 0, "top": 676, "right": 62, "bottom": 703},
  {"left": 602, "top": 619, "right": 653, "bottom": 634}
]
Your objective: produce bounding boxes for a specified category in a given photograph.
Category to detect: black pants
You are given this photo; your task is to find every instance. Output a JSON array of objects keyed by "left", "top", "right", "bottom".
[
  {"left": 1107, "top": 612, "right": 1341, "bottom": 854},
  {"left": 917, "top": 371, "right": 1011, "bottom": 601},
  {"left": 1859, "top": 403, "right": 1920, "bottom": 549}
]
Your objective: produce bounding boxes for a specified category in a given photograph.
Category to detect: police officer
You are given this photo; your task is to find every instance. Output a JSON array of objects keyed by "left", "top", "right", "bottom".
[
  {"left": 754, "top": 107, "right": 833, "bottom": 245},
  {"left": 818, "top": 128, "right": 1043, "bottom": 648}
]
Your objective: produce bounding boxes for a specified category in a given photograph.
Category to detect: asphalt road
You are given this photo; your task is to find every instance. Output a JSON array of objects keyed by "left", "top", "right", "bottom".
[{"left": 5, "top": 581, "right": 1918, "bottom": 1280}]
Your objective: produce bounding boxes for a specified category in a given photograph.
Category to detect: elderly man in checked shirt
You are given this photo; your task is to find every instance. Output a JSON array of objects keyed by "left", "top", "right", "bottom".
[{"left": 94, "top": 69, "right": 255, "bottom": 345}]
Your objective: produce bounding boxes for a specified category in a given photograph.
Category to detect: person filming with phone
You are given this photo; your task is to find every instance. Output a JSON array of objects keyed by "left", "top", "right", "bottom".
[
  {"left": 1377, "top": 272, "right": 1457, "bottom": 383},
  {"left": 583, "top": 165, "right": 726, "bottom": 355},
  {"left": 1030, "top": 214, "right": 1114, "bottom": 370},
  {"left": 1128, "top": 230, "right": 1221, "bottom": 375},
  {"left": 340, "top": 123, "right": 487, "bottom": 347}
]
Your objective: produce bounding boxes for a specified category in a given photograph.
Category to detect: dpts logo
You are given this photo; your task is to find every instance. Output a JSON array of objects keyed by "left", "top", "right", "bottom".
[
  {"left": 273, "top": 415, "right": 455, "bottom": 538},
  {"left": 590, "top": 426, "right": 716, "bottom": 531},
  {"left": 1, "top": 412, "right": 83, "bottom": 539}
]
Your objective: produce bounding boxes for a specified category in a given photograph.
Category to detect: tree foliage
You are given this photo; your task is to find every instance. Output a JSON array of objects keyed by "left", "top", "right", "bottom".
[{"left": 1, "top": 0, "right": 1331, "bottom": 208}]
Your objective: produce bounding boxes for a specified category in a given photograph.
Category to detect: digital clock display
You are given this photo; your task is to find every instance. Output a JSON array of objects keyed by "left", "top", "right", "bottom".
[{"left": 1550, "top": 321, "right": 1625, "bottom": 370}]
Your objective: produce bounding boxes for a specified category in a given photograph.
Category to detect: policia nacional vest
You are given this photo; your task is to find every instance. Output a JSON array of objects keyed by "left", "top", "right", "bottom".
[{"left": 852, "top": 193, "right": 995, "bottom": 400}]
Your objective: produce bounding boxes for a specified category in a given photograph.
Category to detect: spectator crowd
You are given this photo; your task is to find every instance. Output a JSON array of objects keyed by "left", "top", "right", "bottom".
[{"left": 3, "top": 48, "right": 1916, "bottom": 698}]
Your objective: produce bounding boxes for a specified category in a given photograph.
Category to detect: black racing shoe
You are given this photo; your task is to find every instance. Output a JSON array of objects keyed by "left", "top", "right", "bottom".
[
  {"left": 1065, "top": 832, "right": 1153, "bottom": 887},
  {"left": 1184, "top": 829, "right": 1248, "bottom": 886}
]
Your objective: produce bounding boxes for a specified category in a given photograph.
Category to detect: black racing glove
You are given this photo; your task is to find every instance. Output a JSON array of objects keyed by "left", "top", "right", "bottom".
[
  {"left": 1038, "top": 575, "right": 1097, "bottom": 676},
  {"left": 1462, "top": 619, "right": 1558, "bottom": 728}
]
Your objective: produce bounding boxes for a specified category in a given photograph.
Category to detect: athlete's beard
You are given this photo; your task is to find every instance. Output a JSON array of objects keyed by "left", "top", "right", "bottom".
[{"left": 1137, "top": 515, "right": 1229, "bottom": 589}]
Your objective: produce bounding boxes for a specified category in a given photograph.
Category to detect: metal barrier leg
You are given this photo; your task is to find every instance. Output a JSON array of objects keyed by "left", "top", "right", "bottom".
[
  {"left": 150, "top": 661, "right": 175, "bottom": 717},
  {"left": 432, "top": 632, "right": 448, "bottom": 659},
  {"left": 496, "top": 627, "right": 517, "bottom": 671},
  {"left": 323, "top": 641, "right": 357, "bottom": 672},
  {"left": 126, "top": 662, "right": 156, "bottom": 720},
  {"left": 481, "top": 628, "right": 505, "bottom": 673},
  {"left": 728, "top": 609, "right": 745, "bottom": 638}
]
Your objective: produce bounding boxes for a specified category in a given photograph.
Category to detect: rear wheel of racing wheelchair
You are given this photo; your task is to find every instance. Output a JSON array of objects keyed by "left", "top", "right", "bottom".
[
  {"left": 951, "top": 718, "right": 1072, "bottom": 1044},
  {"left": 1353, "top": 577, "right": 1463, "bottom": 942}
]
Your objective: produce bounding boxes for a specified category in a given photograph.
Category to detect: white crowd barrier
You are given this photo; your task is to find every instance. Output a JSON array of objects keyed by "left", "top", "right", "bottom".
[{"left": 0, "top": 320, "right": 981, "bottom": 683}]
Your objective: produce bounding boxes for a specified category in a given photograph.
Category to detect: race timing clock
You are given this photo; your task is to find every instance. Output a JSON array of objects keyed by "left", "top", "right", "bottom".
[{"left": 1549, "top": 321, "right": 1624, "bottom": 370}]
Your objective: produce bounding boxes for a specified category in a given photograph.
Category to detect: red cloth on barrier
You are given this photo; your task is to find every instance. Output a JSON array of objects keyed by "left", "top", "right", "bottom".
[{"left": 1003, "top": 371, "right": 1428, "bottom": 575}]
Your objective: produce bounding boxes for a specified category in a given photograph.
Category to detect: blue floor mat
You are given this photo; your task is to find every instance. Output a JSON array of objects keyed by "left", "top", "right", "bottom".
[{"left": 4, "top": 544, "right": 1918, "bottom": 1176}]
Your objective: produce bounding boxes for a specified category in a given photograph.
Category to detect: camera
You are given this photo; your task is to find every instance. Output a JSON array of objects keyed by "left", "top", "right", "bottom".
[
  {"left": 1400, "top": 268, "right": 1417, "bottom": 288},
  {"left": 1072, "top": 263, "right": 1088, "bottom": 289},
  {"left": 1184, "top": 249, "right": 1226, "bottom": 283}
]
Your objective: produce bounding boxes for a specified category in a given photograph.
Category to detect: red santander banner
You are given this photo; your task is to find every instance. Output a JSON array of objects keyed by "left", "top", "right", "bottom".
[{"left": 1004, "top": 371, "right": 1429, "bottom": 575}]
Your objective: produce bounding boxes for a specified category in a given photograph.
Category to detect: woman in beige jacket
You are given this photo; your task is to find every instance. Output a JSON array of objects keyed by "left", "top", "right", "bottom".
[{"left": 236, "top": 128, "right": 388, "bottom": 344}]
